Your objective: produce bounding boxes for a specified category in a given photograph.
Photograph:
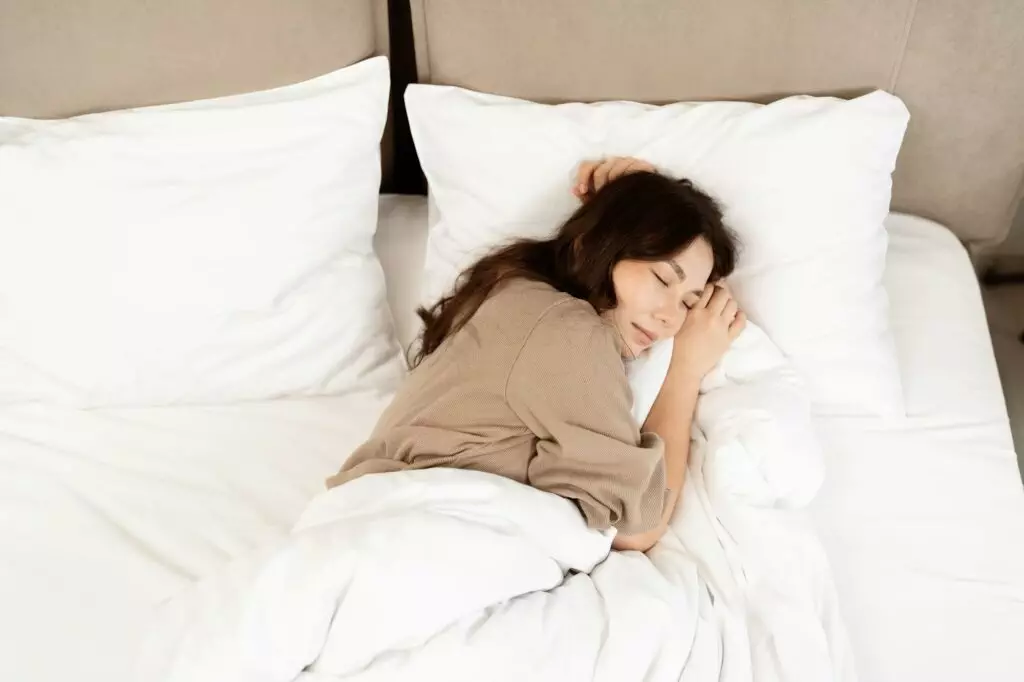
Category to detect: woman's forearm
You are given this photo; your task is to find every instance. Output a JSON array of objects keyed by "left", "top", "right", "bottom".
[
  {"left": 611, "top": 358, "right": 700, "bottom": 552},
  {"left": 644, "top": 365, "right": 700, "bottom": 521}
]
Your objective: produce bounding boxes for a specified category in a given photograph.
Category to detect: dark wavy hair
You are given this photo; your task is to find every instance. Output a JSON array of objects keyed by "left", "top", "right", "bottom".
[{"left": 411, "top": 171, "right": 738, "bottom": 367}]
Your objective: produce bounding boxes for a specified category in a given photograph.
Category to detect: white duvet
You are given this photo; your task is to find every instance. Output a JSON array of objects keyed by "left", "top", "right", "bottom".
[{"left": 139, "top": 324, "right": 854, "bottom": 682}]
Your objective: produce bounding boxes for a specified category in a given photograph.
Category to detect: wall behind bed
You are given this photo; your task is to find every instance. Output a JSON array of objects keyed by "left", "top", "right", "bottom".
[
  {"left": 405, "top": 0, "right": 1024, "bottom": 250},
  {"left": 0, "top": 0, "right": 399, "bottom": 186},
  {"left": 2, "top": 0, "right": 1021, "bottom": 247}
]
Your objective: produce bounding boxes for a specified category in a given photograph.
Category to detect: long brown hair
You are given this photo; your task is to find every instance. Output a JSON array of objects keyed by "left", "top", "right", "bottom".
[{"left": 412, "top": 171, "right": 737, "bottom": 367}]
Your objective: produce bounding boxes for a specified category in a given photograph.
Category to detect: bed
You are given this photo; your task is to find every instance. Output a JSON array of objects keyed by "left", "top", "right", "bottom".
[
  {"left": 2, "top": 197, "right": 1022, "bottom": 681},
  {"left": 2, "top": 1, "right": 1024, "bottom": 680}
]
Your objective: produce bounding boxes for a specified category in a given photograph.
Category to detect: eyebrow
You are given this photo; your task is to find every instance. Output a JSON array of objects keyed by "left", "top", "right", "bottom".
[{"left": 661, "top": 260, "right": 702, "bottom": 295}]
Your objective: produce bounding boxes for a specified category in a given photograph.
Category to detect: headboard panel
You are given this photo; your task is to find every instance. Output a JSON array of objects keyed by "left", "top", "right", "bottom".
[
  {"left": 0, "top": 0, "right": 381, "bottom": 117},
  {"left": 412, "top": 0, "right": 913, "bottom": 102},
  {"left": 0, "top": 0, "right": 394, "bottom": 182},
  {"left": 890, "top": 0, "right": 1024, "bottom": 247},
  {"left": 410, "top": 0, "right": 1024, "bottom": 246}
]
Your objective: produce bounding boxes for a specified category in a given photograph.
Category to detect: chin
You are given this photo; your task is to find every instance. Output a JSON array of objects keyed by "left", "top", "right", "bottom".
[{"left": 624, "top": 342, "right": 648, "bottom": 359}]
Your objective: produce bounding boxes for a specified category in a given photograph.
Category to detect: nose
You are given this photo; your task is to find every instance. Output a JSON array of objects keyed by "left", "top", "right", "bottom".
[{"left": 652, "top": 301, "right": 684, "bottom": 331}]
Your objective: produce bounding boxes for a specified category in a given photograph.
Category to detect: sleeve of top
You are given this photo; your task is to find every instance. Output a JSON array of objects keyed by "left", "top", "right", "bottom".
[{"left": 504, "top": 300, "right": 667, "bottom": 536}]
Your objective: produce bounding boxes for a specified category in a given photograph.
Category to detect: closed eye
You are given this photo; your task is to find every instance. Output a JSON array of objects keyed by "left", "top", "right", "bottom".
[{"left": 653, "top": 271, "right": 669, "bottom": 287}]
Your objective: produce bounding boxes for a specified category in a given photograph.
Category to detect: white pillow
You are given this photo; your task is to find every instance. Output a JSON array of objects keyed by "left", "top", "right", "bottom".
[
  {"left": 0, "top": 56, "right": 404, "bottom": 407},
  {"left": 406, "top": 85, "right": 909, "bottom": 416}
]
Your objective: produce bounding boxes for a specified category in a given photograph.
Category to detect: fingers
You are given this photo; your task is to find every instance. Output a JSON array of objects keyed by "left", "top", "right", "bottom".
[
  {"left": 635, "top": 159, "right": 657, "bottom": 174},
  {"left": 573, "top": 157, "right": 656, "bottom": 199},
  {"left": 606, "top": 157, "right": 638, "bottom": 186},
  {"left": 696, "top": 283, "right": 715, "bottom": 308},
  {"left": 573, "top": 160, "right": 600, "bottom": 198},
  {"left": 728, "top": 311, "right": 747, "bottom": 340},
  {"left": 592, "top": 158, "right": 615, "bottom": 192},
  {"left": 708, "top": 285, "right": 731, "bottom": 315},
  {"left": 722, "top": 298, "right": 738, "bottom": 322},
  {"left": 618, "top": 158, "right": 639, "bottom": 176}
]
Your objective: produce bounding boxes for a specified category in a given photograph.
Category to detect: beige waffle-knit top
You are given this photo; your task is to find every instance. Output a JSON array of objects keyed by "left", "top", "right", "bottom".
[{"left": 327, "top": 278, "right": 667, "bottom": 535}]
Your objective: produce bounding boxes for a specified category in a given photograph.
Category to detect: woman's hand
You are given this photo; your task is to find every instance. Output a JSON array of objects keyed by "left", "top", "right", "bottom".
[
  {"left": 573, "top": 157, "right": 657, "bottom": 201},
  {"left": 672, "top": 284, "right": 746, "bottom": 380}
]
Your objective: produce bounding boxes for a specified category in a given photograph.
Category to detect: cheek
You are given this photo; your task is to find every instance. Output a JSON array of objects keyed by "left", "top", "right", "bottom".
[{"left": 612, "top": 268, "right": 643, "bottom": 311}]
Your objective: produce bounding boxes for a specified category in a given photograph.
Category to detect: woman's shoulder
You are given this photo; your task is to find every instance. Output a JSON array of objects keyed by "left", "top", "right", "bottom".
[
  {"left": 486, "top": 278, "right": 591, "bottom": 329},
  {"left": 485, "top": 278, "right": 623, "bottom": 358},
  {"left": 487, "top": 277, "right": 579, "bottom": 311}
]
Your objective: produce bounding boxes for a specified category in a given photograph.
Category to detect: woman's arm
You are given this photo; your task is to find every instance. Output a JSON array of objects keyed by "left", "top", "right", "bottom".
[
  {"left": 506, "top": 299, "right": 671, "bottom": 537},
  {"left": 611, "top": 366, "right": 700, "bottom": 552},
  {"left": 612, "top": 285, "right": 745, "bottom": 552}
]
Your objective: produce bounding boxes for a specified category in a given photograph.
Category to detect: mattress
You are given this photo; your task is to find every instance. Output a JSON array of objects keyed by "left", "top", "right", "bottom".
[
  {"left": 1, "top": 196, "right": 1022, "bottom": 681},
  {"left": 812, "top": 215, "right": 1024, "bottom": 681},
  {"left": 0, "top": 391, "right": 394, "bottom": 681}
]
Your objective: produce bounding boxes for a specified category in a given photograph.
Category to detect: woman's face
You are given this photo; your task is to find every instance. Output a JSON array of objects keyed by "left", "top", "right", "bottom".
[{"left": 603, "top": 237, "right": 715, "bottom": 358}]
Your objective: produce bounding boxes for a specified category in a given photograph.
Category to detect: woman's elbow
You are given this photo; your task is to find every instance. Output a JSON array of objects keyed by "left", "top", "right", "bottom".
[{"left": 611, "top": 521, "right": 668, "bottom": 553}]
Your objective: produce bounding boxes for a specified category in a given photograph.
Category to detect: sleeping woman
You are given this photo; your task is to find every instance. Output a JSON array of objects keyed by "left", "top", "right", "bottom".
[{"left": 327, "top": 157, "right": 744, "bottom": 552}]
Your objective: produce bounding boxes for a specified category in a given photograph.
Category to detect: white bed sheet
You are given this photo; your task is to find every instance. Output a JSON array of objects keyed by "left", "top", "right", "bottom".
[
  {"left": 812, "top": 214, "right": 1024, "bottom": 681},
  {"left": 1, "top": 196, "right": 1022, "bottom": 682},
  {"left": 0, "top": 391, "right": 394, "bottom": 681}
]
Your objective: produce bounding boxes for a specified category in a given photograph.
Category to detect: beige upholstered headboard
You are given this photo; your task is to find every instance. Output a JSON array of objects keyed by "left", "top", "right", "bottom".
[
  {"left": 2, "top": 1, "right": 1022, "bottom": 244},
  {"left": 410, "top": 0, "right": 1024, "bottom": 247},
  {"left": 0, "top": 0, "right": 393, "bottom": 181}
]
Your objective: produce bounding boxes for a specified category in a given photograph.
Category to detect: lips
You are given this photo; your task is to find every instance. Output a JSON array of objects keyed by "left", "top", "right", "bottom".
[{"left": 632, "top": 323, "right": 656, "bottom": 347}]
